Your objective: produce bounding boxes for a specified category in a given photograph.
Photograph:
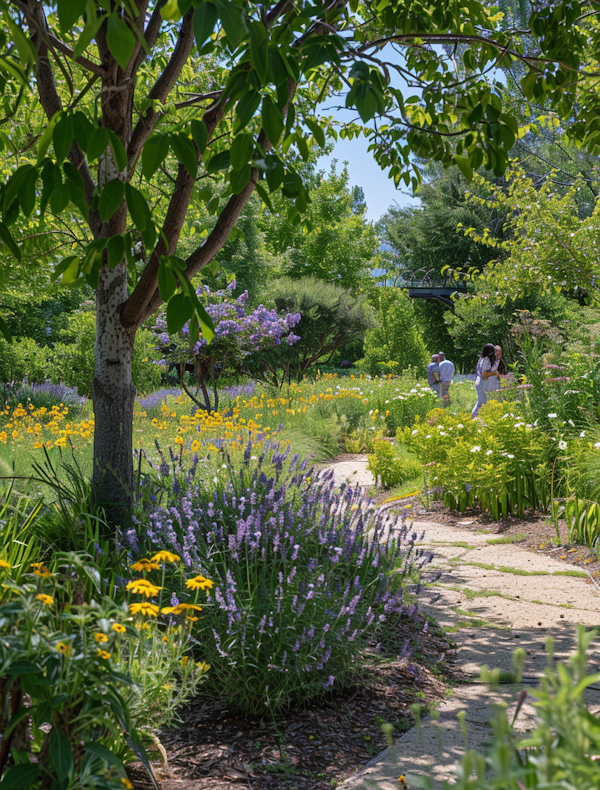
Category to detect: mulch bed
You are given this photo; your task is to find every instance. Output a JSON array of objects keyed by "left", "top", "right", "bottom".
[{"left": 128, "top": 617, "right": 459, "bottom": 790}]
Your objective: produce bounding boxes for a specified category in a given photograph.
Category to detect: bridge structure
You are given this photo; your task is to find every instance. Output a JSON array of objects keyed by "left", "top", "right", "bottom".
[{"left": 375, "top": 276, "right": 468, "bottom": 306}]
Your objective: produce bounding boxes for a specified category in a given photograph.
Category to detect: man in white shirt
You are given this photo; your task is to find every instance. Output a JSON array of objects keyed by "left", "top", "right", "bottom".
[{"left": 438, "top": 352, "right": 455, "bottom": 404}]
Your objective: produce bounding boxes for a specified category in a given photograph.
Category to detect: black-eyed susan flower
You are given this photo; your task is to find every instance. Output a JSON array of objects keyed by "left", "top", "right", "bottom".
[
  {"left": 130, "top": 558, "right": 160, "bottom": 573},
  {"left": 129, "top": 602, "right": 159, "bottom": 617},
  {"left": 185, "top": 574, "right": 214, "bottom": 591},
  {"left": 126, "top": 579, "right": 162, "bottom": 597},
  {"left": 150, "top": 550, "right": 181, "bottom": 564},
  {"left": 97, "top": 649, "right": 110, "bottom": 660},
  {"left": 30, "top": 562, "right": 52, "bottom": 578},
  {"left": 56, "top": 642, "right": 72, "bottom": 656},
  {"left": 160, "top": 603, "right": 202, "bottom": 615},
  {"left": 112, "top": 623, "right": 126, "bottom": 633},
  {"left": 94, "top": 632, "right": 109, "bottom": 643},
  {"left": 36, "top": 593, "right": 54, "bottom": 606}
]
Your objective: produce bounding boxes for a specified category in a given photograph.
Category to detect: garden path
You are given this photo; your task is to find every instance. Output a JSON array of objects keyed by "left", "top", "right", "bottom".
[{"left": 340, "top": 512, "right": 600, "bottom": 789}]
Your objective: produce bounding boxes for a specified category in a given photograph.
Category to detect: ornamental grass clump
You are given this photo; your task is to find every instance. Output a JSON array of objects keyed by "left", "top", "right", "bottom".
[{"left": 130, "top": 440, "right": 431, "bottom": 715}]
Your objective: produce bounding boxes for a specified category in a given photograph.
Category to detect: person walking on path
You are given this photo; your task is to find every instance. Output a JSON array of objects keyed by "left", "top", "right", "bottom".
[
  {"left": 472, "top": 343, "right": 499, "bottom": 419},
  {"left": 438, "top": 352, "right": 455, "bottom": 404},
  {"left": 427, "top": 354, "right": 440, "bottom": 396}
]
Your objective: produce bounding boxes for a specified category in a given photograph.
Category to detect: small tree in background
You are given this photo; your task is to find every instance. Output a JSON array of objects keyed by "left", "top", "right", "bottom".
[
  {"left": 362, "top": 288, "right": 428, "bottom": 376},
  {"left": 246, "top": 277, "right": 373, "bottom": 386}
]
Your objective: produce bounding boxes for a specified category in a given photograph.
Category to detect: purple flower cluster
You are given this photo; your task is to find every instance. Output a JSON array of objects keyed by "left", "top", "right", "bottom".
[
  {"left": 128, "top": 439, "right": 432, "bottom": 715},
  {"left": 4, "top": 380, "right": 86, "bottom": 409},
  {"left": 136, "top": 388, "right": 182, "bottom": 410}
]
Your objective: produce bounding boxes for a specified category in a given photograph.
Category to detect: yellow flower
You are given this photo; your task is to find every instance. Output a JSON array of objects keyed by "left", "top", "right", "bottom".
[
  {"left": 126, "top": 579, "right": 162, "bottom": 597},
  {"left": 0, "top": 559, "right": 10, "bottom": 569},
  {"left": 174, "top": 436, "right": 184, "bottom": 445},
  {"left": 36, "top": 593, "right": 54, "bottom": 606},
  {"left": 56, "top": 642, "right": 72, "bottom": 656},
  {"left": 196, "top": 661, "right": 210, "bottom": 672},
  {"left": 30, "top": 562, "right": 52, "bottom": 578},
  {"left": 130, "top": 558, "right": 160, "bottom": 573},
  {"left": 181, "top": 656, "right": 188, "bottom": 666},
  {"left": 190, "top": 440, "right": 201, "bottom": 453},
  {"left": 112, "top": 623, "right": 126, "bottom": 633},
  {"left": 97, "top": 649, "right": 111, "bottom": 660},
  {"left": 121, "top": 779, "right": 133, "bottom": 789},
  {"left": 94, "top": 632, "right": 109, "bottom": 643},
  {"left": 185, "top": 574, "right": 214, "bottom": 591},
  {"left": 129, "top": 602, "right": 159, "bottom": 617},
  {"left": 150, "top": 550, "right": 181, "bottom": 564},
  {"left": 161, "top": 603, "right": 202, "bottom": 615}
]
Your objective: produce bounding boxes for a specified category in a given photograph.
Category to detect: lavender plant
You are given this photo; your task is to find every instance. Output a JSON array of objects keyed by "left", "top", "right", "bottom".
[
  {"left": 128, "top": 440, "right": 431, "bottom": 715},
  {"left": 2, "top": 380, "right": 86, "bottom": 411}
]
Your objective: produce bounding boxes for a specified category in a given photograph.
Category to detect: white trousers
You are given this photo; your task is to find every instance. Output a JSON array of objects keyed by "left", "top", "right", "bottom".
[{"left": 471, "top": 386, "right": 487, "bottom": 419}]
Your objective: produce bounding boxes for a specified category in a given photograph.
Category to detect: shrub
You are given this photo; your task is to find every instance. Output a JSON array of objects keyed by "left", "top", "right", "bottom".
[
  {"left": 249, "top": 276, "right": 374, "bottom": 385},
  {"left": 49, "top": 308, "right": 161, "bottom": 397},
  {"left": 2, "top": 380, "right": 86, "bottom": 412},
  {"left": 128, "top": 441, "right": 430, "bottom": 715},
  {"left": 361, "top": 288, "right": 428, "bottom": 377},
  {"left": 367, "top": 441, "right": 422, "bottom": 489},
  {"left": 400, "top": 401, "right": 554, "bottom": 518},
  {"left": 0, "top": 337, "right": 50, "bottom": 385}
]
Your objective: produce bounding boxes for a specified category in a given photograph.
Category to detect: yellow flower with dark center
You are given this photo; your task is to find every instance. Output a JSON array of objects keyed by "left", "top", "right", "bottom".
[
  {"left": 129, "top": 602, "right": 159, "bottom": 617},
  {"left": 112, "top": 623, "right": 126, "bottom": 633},
  {"left": 150, "top": 550, "right": 181, "bottom": 564},
  {"left": 56, "top": 642, "right": 72, "bottom": 656},
  {"left": 97, "top": 649, "right": 110, "bottom": 660},
  {"left": 30, "top": 562, "right": 52, "bottom": 578},
  {"left": 0, "top": 559, "right": 10, "bottom": 569},
  {"left": 94, "top": 632, "right": 109, "bottom": 643},
  {"left": 130, "top": 558, "right": 160, "bottom": 573},
  {"left": 36, "top": 593, "right": 54, "bottom": 606},
  {"left": 185, "top": 574, "right": 214, "bottom": 591},
  {"left": 161, "top": 603, "right": 202, "bottom": 615},
  {"left": 126, "top": 579, "right": 162, "bottom": 597},
  {"left": 190, "top": 440, "right": 201, "bottom": 453}
]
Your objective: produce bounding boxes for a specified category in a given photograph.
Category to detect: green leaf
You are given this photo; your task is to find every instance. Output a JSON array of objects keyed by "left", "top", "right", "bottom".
[
  {"left": 5, "top": 17, "right": 36, "bottom": 67},
  {"left": 255, "top": 181, "right": 273, "bottom": 212},
  {"left": 454, "top": 156, "right": 473, "bottom": 181},
  {"left": 230, "top": 133, "right": 253, "bottom": 170},
  {"left": 106, "top": 13, "right": 136, "bottom": 71},
  {"left": 229, "top": 164, "right": 251, "bottom": 194},
  {"left": 125, "top": 183, "right": 150, "bottom": 232},
  {"left": 214, "top": 0, "right": 247, "bottom": 49},
  {"left": 86, "top": 126, "right": 110, "bottom": 162},
  {"left": 305, "top": 118, "right": 325, "bottom": 148},
  {"left": 167, "top": 292, "right": 194, "bottom": 334},
  {"left": 107, "top": 130, "right": 128, "bottom": 172},
  {"left": 107, "top": 235, "right": 125, "bottom": 269},
  {"left": 0, "top": 764, "right": 41, "bottom": 789},
  {"left": 190, "top": 120, "right": 208, "bottom": 153},
  {"left": 67, "top": 181, "right": 90, "bottom": 221},
  {"left": 142, "top": 134, "right": 170, "bottom": 179},
  {"left": 161, "top": 0, "right": 183, "bottom": 21},
  {"left": 19, "top": 168, "right": 38, "bottom": 217},
  {"left": 173, "top": 269, "right": 215, "bottom": 343},
  {"left": 158, "top": 258, "right": 177, "bottom": 302},
  {"left": 0, "top": 222, "right": 20, "bottom": 261},
  {"left": 53, "top": 113, "right": 74, "bottom": 162},
  {"left": 83, "top": 743, "right": 125, "bottom": 772},
  {"left": 205, "top": 149, "right": 230, "bottom": 173},
  {"left": 49, "top": 184, "right": 71, "bottom": 214},
  {"left": 193, "top": 2, "right": 218, "bottom": 49},
  {"left": 73, "top": 1, "right": 105, "bottom": 61},
  {"left": 234, "top": 91, "right": 261, "bottom": 133},
  {"left": 249, "top": 21, "right": 268, "bottom": 83},
  {"left": 262, "top": 96, "right": 283, "bottom": 146},
  {"left": 99, "top": 178, "right": 125, "bottom": 222},
  {"left": 0, "top": 314, "right": 12, "bottom": 342},
  {"left": 73, "top": 111, "right": 94, "bottom": 152},
  {"left": 37, "top": 113, "right": 60, "bottom": 164},
  {"left": 57, "top": 0, "right": 87, "bottom": 32},
  {"left": 50, "top": 730, "right": 74, "bottom": 781},
  {"left": 51, "top": 255, "right": 79, "bottom": 283},
  {"left": 61, "top": 256, "right": 80, "bottom": 284},
  {"left": 170, "top": 134, "right": 198, "bottom": 178}
]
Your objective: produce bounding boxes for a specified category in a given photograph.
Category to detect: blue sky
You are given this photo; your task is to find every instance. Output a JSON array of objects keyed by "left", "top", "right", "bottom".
[{"left": 317, "top": 137, "right": 419, "bottom": 222}]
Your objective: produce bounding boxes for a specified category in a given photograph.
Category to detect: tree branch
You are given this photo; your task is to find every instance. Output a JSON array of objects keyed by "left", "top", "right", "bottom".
[
  {"left": 128, "top": 8, "right": 196, "bottom": 169},
  {"left": 47, "top": 33, "right": 106, "bottom": 77}
]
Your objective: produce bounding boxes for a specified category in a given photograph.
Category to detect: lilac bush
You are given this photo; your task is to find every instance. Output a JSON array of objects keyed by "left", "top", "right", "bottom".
[
  {"left": 152, "top": 281, "right": 300, "bottom": 412},
  {"left": 127, "top": 440, "right": 432, "bottom": 715}
]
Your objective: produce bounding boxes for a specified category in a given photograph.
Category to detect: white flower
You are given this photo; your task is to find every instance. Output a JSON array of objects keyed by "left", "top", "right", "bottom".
[
  {"left": 411, "top": 429, "right": 418, "bottom": 435},
  {"left": 580, "top": 430, "right": 586, "bottom": 438},
  {"left": 369, "top": 410, "right": 373, "bottom": 416},
  {"left": 558, "top": 440, "right": 567, "bottom": 450},
  {"left": 457, "top": 423, "right": 464, "bottom": 429},
  {"left": 410, "top": 388, "right": 417, "bottom": 394},
  {"left": 426, "top": 435, "right": 432, "bottom": 439},
  {"left": 594, "top": 442, "right": 600, "bottom": 449},
  {"left": 385, "top": 400, "right": 390, "bottom": 404},
  {"left": 506, "top": 454, "right": 515, "bottom": 459},
  {"left": 471, "top": 446, "right": 481, "bottom": 453},
  {"left": 514, "top": 423, "right": 524, "bottom": 428},
  {"left": 439, "top": 431, "right": 447, "bottom": 436},
  {"left": 486, "top": 450, "right": 493, "bottom": 456},
  {"left": 437, "top": 425, "right": 444, "bottom": 429},
  {"left": 568, "top": 419, "right": 575, "bottom": 427},
  {"left": 548, "top": 413, "right": 558, "bottom": 419}
]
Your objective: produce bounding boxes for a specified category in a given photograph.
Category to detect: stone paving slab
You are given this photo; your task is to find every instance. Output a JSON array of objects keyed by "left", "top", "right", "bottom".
[
  {"left": 327, "top": 459, "right": 375, "bottom": 488},
  {"left": 341, "top": 515, "right": 600, "bottom": 789}
]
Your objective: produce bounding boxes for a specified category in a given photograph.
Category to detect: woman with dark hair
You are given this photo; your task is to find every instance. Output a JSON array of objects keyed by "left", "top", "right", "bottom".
[
  {"left": 495, "top": 345, "right": 508, "bottom": 376},
  {"left": 471, "top": 343, "right": 499, "bottom": 419}
]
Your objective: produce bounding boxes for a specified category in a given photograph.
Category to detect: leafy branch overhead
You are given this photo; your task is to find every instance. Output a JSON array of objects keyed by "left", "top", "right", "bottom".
[{"left": 0, "top": 0, "right": 597, "bottom": 338}]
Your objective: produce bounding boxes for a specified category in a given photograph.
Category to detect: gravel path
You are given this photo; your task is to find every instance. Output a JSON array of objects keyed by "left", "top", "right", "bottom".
[{"left": 340, "top": 514, "right": 600, "bottom": 789}]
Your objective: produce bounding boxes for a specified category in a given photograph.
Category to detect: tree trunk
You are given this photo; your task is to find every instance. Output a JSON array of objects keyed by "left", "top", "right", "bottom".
[{"left": 92, "top": 260, "right": 136, "bottom": 519}]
